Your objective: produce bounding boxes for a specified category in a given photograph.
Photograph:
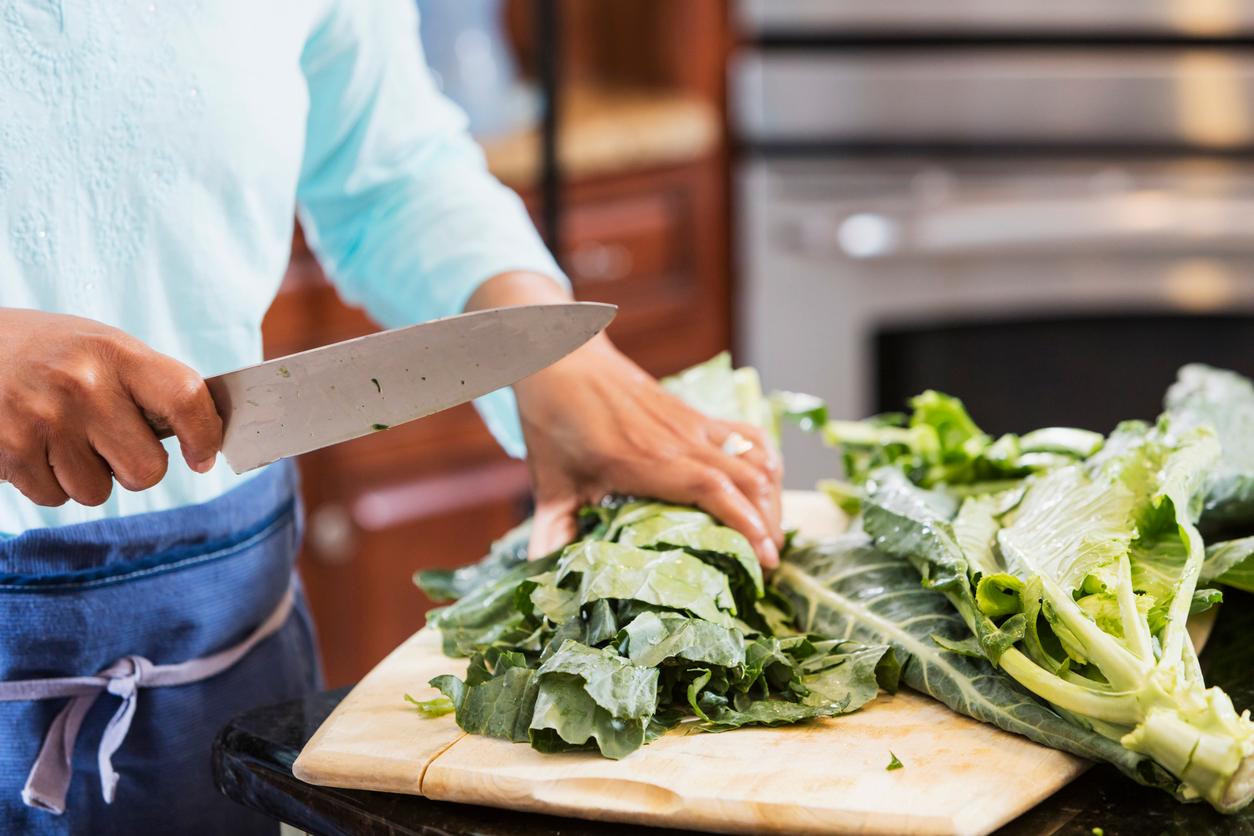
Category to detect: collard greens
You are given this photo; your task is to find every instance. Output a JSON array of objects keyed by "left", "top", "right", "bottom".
[
  {"left": 413, "top": 355, "right": 1254, "bottom": 814},
  {"left": 417, "top": 502, "right": 899, "bottom": 759},
  {"left": 785, "top": 371, "right": 1254, "bottom": 813}
]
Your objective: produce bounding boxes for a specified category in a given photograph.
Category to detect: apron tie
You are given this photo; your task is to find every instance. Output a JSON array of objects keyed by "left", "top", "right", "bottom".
[{"left": 0, "top": 584, "right": 295, "bottom": 815}]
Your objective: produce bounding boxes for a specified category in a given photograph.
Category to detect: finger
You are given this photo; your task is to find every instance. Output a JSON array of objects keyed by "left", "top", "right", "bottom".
[
  {"left": 0, "top": 444, "right": 69, "bottom": 507},
  {"left": 87, "top": 400, "right": 169, "bottom": 492},
  {"left": 695, "top": 446, "right": 783, "bottom": 548},
  {"left": 621, "top": 461, "right": 778, "bottom": 569},
  {"left": 47, "top": 438, "right": 113, "bottom": 507},
  {"left": 529, "top": 494, "right": 580, "bottom": 559},
  {"left": 119, "top": 351, "right": 222, "bottom": 472},
  {"left": 704, "top": 422, "right": 784, "bottom": 545},
  {"left": 707, "top": 421, "right": 783, "bottom": 486}
]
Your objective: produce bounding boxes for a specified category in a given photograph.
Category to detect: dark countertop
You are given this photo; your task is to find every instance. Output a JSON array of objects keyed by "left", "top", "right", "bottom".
[{"left": 213, "top": 590, "right": 1254, "bottom": 836}]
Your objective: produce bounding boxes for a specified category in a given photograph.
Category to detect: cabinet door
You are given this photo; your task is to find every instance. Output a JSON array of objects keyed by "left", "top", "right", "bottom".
[
  {"left": 298, "top": 459, "right": 531, "bottom": 687},
  {"left": 544, "top": 162, "right": 731, "bottom": 376}
]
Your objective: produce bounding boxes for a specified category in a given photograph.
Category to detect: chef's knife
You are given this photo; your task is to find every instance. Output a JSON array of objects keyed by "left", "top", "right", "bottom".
[{"left": 167, "top": 303, "right": 615, "bottom": 474}]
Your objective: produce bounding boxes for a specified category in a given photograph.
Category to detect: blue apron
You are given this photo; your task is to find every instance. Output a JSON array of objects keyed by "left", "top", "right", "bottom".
[{"left": 0, "top": 462, "right": 320, "bottom": 835}]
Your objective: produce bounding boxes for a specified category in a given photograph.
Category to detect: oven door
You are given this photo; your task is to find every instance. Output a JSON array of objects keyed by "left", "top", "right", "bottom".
[{"left": 738, "top": 157, "right": 1254, "bottom": 488}]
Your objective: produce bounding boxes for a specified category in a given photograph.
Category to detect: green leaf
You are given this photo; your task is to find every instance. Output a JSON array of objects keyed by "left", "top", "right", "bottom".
[
  {"left": 996, "top": 464, "right": 1138, "bottom": 593},
  {"left": 611, "top": 503, "right": 764, "bottom": 599},
  {"left": 929, "top": 633, "right": 984, "bottom": 659},
  {"left": 886, "top": 752, "right": 904, "bottom": 771},
  {"left": 529, "top": 674, "right": 648, "bottom": 759},
  {"left": 1203, "top": 535, "right": 1254, "bottom": 593},
  {"left": 796, "top": 639, "right": 898, "bottom": 709},
  {"left": 909, "top": 389, "right": 989, "bottom": 459},
  {"left": 1019, "top": 427, "right": 1105, "bottom": 458},
  {"left": 975, "top": 573, "right": 1025, "bottom": 618},
  {"left": 430, "top": 667, "right": 538, "bottom": 743},
  {"left": 415, "top": 519, "right": 533, "bottom": 602},
  {"left": 771, "top": 390, "right": 829, "bottom": 432},
  {"left": 1164, "top": 364, "right": 1254, "bottom": 529},
  {"left": 685, "top": 668, "right": 714, "bottom": 722},
  {"left": 536, "top": 640, "right": 659, "bottom": 720},
  {"left": 953, "top": 494, "right": 1004, "bottom": 579},
  {"left": 862, "top": 469, "right": 1023, "bottom": 664},
  {"left": 424, "top": 552, "right": 558, "bottom": 657},
  {"left": 404, "top": 693, "right": 455, "bottom": 718},
  {"left": 525, "top": 571, "right": 578, "bottom": 623},
  {"left": 772, "top": 536, "right": 1180, "bottom": 794},
  {"left": 619, "top": 611, "right": 745, "bottom": 668},
  {"left": 697, "top": 697, "right": 847, "bottom": 732},
  {"left": 539, "top": 541, "right": 737, "bottom": 627},
  {"left": 661, "top": 352, "right": 774, "bottom": 437},
  {"left": 815, "top": 388, "right": 1095, "bottom": 488}
]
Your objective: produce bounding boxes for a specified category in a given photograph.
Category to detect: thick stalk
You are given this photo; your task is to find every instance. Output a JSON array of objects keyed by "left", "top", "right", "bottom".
[
  {"left": 1160, "top": 522, "right": 1205, "bottom": 664},
  {"left": 1123, "top": 702, "right": 1254, "bottom": 812},
  {"left": 1040, "top": 577, "right": 1148, "bottom": 691},
  {"left": 1115, "top": 553, "right": 1153, "bottom": 662},
  {"left": 999, "top": 649, "right": 1139, "bottom": 724}
]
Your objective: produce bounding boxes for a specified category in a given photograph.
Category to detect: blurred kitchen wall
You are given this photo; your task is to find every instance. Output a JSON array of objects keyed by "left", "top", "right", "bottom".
[{"left": 730, "top": 0, "right": 1254, "bottom": 489}]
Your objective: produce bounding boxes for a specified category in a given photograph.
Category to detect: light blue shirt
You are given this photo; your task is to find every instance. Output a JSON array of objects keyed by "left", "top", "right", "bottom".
[{"left": 0, "top": 0, "right": 561, "bottom": 534}]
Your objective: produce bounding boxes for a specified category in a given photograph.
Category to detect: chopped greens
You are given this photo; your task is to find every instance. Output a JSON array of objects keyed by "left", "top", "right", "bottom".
[
  {"left": 417, "top": 501, "right": 899, "bottom": 759},
  {"left": 404, "top": 692, "right": 455, "bottom": 718},
  {"left": 886, "top": 752, "right": 904, "bottom": 771}
]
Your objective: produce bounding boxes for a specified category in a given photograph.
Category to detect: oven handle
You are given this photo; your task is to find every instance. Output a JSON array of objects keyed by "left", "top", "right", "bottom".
[{"left": 793, "top": 192, "right": 1254, "bottom": 259}]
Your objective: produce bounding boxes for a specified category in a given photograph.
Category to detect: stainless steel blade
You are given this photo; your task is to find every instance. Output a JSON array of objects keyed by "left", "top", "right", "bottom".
[{"left": 205, "top": 303, "right": 616, "bottom": 473}]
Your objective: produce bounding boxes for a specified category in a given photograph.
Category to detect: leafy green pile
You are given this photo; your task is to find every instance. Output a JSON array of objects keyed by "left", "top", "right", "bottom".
[
  {"left": 415, "top": 501, "right": 899, "bottom": 758},
  {"left": 784, "top": 367, "right": 1254, "bottom": 812},
  {"left": 412, "top": 353, "right": 899, "bottom": 759}
]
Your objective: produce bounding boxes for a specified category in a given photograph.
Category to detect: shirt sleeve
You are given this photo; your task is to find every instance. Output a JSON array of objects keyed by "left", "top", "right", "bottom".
[{"left": 296, "top": 0, "right": 567, "bottom": 458}]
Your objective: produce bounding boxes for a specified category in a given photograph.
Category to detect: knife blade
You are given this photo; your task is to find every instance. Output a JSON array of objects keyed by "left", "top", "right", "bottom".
[{"left": 193, "top": 303, "right": 615, "bottom": 473}]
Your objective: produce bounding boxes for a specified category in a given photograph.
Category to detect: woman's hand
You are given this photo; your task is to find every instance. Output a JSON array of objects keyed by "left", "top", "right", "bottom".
[
  {"left": 467, "top": 274, "right": 784, "bottom": 568},
  {"left": 0, "top": 309, "right": 223, "bottom": 506},
  {"left": 515, "top": 341, "right": 784, "bottom": 567}
]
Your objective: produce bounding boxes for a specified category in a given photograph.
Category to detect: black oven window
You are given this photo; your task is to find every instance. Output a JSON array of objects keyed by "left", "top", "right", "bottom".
[{"left": 876, "top": 314, "right": 1254, "bottom": 436}]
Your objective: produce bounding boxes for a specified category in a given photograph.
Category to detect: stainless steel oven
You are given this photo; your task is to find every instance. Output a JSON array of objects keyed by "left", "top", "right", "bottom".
[{"left": 732, "top": 1, "right": 1254, "bottom": 489}]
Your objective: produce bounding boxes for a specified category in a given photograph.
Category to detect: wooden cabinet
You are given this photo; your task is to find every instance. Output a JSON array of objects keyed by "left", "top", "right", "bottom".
[{"left": 263, "top": 2, "right": 731, "bottom": 687}]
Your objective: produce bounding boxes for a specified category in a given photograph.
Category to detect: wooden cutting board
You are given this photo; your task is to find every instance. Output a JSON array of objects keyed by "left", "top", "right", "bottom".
[{"left": 293, "top": 492, "right": 1212, "bottom": 836}]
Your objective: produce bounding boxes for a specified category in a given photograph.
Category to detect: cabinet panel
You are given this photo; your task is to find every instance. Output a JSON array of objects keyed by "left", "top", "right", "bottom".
[{"left": 298, "top": 461, "right": 531, "bottom": 687}]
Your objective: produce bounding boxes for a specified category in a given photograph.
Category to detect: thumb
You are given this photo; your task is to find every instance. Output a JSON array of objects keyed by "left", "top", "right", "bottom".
[{"left": 529, "top": 494, "right": 579, "bottom": 559}]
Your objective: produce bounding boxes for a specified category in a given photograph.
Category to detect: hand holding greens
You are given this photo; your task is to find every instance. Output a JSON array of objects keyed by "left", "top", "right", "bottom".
[{"left": 411, "top": 353, "right": 898, "bottom": 759}]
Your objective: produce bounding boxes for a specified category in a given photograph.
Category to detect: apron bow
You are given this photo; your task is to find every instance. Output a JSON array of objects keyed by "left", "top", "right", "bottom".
[{"left": 0, "top": 586, "right": 294, "bottom": 814}]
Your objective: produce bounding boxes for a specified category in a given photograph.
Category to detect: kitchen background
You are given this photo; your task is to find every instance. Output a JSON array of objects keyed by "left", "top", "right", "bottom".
[{"left": 269, "top": 0, "right": 1254, "bottom": 686}]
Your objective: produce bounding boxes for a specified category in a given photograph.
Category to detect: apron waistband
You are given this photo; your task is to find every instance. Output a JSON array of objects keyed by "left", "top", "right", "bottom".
[{"left": 0, "top": 579, "right": 296, "bottom": 815}]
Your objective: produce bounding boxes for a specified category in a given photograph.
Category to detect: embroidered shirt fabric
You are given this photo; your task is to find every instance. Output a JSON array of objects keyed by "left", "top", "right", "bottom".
[{"left": 0, "top": 0, "right": 562, "bottom": 534}]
